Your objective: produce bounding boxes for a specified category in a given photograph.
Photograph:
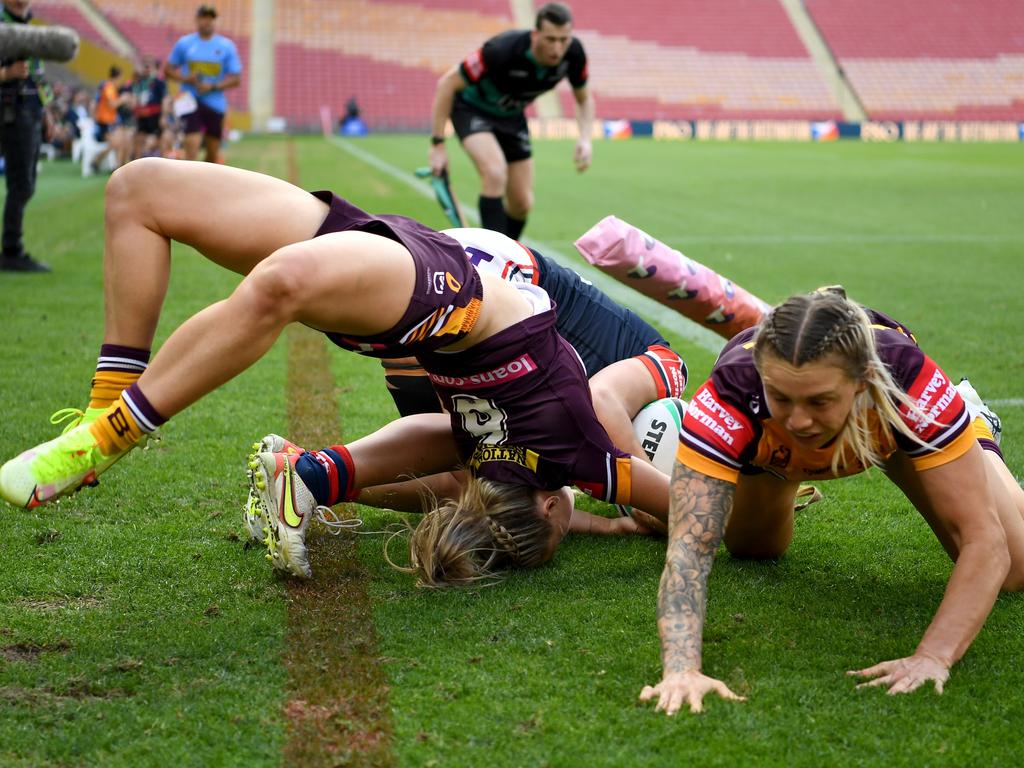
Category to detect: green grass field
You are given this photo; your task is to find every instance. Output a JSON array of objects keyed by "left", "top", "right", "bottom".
[{"left": 1, "top": 135, "right": 1022, "bottom": 767}]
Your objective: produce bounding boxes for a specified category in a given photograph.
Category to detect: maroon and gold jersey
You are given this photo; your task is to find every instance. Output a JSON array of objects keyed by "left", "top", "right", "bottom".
[
  {"left": 678, "top": 310, "right": 974, "bottom": 483},
  {"left": 311, "top": 192, "right": 482, "bottom": 357},
  {"left": 422, "top": 299, "right": 632, "bottom": 502}
]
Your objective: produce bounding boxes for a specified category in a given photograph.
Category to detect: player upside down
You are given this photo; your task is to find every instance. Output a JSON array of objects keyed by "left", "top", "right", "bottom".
[{"left": 0, "top": 158, "right": 674, "bottom": 583}]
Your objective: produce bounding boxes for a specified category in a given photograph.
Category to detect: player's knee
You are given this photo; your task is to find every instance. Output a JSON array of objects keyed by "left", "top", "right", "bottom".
[
  {"left": 238, "top": 246, "right": 313, "bottom": 321},
  {"left": 105, "top": 157, "right": 163, "bottom": 217},
  {"left": 506, "top": 188, "right": 533, "bottom": 217},
  {"left": 724, "top": 523, "right": 792, "bottom": 559},
  {"left": 478, "top": 162, "right": 508, "bottom": 191},
  {"left": 725, "top": 539, "right": 790, "bottom": 560}
]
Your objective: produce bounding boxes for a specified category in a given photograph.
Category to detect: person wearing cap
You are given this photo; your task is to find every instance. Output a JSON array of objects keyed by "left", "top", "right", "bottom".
[{"left": 165, "top": 4, "right": 241, "bottom": 162}]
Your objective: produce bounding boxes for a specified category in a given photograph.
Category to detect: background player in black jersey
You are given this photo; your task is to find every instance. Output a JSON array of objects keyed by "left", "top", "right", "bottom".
[{"left": 428, "top": 2, "right": 594, "bottom": 240}]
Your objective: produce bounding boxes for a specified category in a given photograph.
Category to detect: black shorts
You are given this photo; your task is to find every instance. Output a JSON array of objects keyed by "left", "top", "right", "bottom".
[
  {"left": 451, "top": 97, "right": 531, "bottom": 163},
  {"left": 136, "top": 115, "right": 161, "bottom": 136},
  {"left": 95, "top": 122, "right": 112, "bottom": 142},
  {"left": 182, "top": 102, "right": 225, "bottom": 139}
]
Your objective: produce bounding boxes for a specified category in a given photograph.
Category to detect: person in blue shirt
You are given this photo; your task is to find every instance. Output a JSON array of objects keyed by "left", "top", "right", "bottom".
[{"left": 165, "top": 4, "right": 241, "bottom": 162}]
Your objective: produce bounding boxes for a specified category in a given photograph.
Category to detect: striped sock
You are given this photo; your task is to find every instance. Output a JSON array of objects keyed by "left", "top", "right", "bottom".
[
  {"left": 89, "top": 344, "right": 150, "bottom": 410},
  {"left": 88, "top": 383, "right": 167, "bottom": 455},
  {"left": 294, "top": 446, "right": 358, "bottom": 507}
]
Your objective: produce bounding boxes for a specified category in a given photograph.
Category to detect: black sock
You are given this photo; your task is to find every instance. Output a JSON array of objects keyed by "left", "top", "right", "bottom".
[
  {"left": 478, "top": 195, "right": 507, "bottom": 234},
  {"left": 505, "top": 216, "right": 526, "bottom": 240}
]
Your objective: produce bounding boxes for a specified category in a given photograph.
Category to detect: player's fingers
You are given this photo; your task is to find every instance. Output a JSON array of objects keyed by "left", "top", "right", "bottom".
[
  {"left": 639, "top": 685, "right": 657, "bottom": 702},
  {"left": 712, "top": 680, "right": 746, "bottom": 702},
  {"left": 856, "top": 673, "right": 895, "bottom": 689},
  {"left": 653, "top": 689, "right": 672, "bottom": 714},
  {"left": 686, "top": 690, "right": 704, "bottom": 714},
  {"left": 848, "top": 661, "right": 892, "bottom": 678},
  {"left": 934, "top": 678, "right": 945, "bottom": 695},
  {"left": 886, "top": 675, "right": 921, "bottom": 695}
]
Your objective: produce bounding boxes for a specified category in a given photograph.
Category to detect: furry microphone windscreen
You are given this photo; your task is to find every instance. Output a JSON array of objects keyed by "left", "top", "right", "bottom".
[{"left": 0, "top": 24, "right": 79, "bottom": 63}]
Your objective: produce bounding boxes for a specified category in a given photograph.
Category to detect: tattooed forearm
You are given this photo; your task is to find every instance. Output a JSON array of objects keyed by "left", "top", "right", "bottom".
[{"left": 656, "top": 462, "right": 734, "bottom": 674}]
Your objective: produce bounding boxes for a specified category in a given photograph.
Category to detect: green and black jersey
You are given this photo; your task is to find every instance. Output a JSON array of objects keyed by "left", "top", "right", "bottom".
[{"left": 457, "top": 29, "right": 588, "bottom": 118}]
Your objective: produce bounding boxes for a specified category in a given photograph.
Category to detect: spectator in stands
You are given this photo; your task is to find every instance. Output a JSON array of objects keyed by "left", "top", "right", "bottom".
[
  {"left": 428, "top": 2, "right": 594, "bottom": 240},
  {"left": 89, "top": 65, "right": 125, "bottom": 174},
  {"left": 0, "top": 0, "right": 50, "bottom": 272},
  {"left": 165, "top": 4, "right": 242, "bottom": 163},
  {"left": 132, "top": 57, "right": 166, "bottom": 159}
]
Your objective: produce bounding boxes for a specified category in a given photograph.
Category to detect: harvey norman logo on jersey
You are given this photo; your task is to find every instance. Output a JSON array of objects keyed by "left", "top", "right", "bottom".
[
  {"left": 686, "top": 384, "right": 754, "bottom": 450},
  {"left": 428, "top": 354, "right": 537, "bottom": 390}
]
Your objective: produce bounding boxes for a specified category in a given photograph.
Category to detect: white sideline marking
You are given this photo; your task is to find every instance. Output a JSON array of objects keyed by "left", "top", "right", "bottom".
[
  {"left": 328, "top": 137, "right": 725, "bottom": 355},
  {"left": 990, "top": 399, "right": 1024, "bottom": 408}
]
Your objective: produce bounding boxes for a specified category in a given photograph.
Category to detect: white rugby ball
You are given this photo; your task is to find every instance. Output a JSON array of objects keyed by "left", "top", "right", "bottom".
[{"left": 631, "top": 397, "right": 687, "bottom": 475}]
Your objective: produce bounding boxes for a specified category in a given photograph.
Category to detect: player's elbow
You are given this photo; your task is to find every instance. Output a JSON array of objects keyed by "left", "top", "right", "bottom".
[{"left": 965, "top": 527, "right": 1014, "bottom": 590}]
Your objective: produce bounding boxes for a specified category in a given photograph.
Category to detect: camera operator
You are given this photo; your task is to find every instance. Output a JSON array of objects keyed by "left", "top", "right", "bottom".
[{"left": 1, "top": 0, "right": 50, "bottom": 272}]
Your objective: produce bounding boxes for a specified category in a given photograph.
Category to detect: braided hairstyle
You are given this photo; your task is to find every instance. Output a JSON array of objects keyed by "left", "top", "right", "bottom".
[
  {"left": 753, "top": 287, "right": 931, "bottom": 473},
  {"left": 403, "top": 477, "right": 555, "bottom": 588}
]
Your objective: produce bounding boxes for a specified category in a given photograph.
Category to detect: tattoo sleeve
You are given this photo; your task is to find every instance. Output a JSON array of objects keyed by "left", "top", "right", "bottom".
[{"left": 657, "top": 462, "right": 735, "bottom": 674}]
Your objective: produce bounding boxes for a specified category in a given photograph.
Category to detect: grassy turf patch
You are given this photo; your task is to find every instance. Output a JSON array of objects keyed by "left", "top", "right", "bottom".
[{"left": 1, "top": 136, "right": 1021, "bottom": 766}]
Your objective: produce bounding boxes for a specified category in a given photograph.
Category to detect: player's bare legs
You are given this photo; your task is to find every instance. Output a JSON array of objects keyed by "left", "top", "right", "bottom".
[
  {"left": 102, "top": 158, "right": 329, "bottom": 350},
  {"left": 504, "top": 157, "right": 534, "bottom": 234},
  {"left": 202, "top": 132, "right": 223, "bottom": 163},
  {"left": 724, "top": 472, "right": 801, "bottom": 558},
  {"left": 461, "top": 132, "right": 510, "bottom": 234},
  {"left": 182, "top": 131, "right": 203, "bottom": 161},
  {"left": 137, "top": 230, "right": 415, "bottom": 418}
]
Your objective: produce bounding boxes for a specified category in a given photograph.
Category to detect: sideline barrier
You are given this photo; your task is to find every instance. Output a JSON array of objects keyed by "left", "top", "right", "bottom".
[{"left": 530, "top": 118, "right": 1024, "bottom": 143}]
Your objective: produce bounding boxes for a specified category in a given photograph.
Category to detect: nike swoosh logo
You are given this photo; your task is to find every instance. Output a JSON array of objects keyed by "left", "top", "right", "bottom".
[{"left": 280, "top": 458, "right": 303, "bottom": 528}]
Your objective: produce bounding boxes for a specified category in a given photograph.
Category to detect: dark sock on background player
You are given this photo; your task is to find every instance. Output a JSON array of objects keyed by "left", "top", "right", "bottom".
[
  {"left": 506, "top": 216, "right": 526, "bottom": 240},
  {"left": 478, "top": 195, "right": 507, "bottom": 234}
]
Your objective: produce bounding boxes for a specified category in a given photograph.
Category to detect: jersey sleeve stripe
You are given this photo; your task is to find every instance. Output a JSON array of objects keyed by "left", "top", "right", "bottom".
[
  {"left": 676, "top": 442, "right": 740, "bottom": 484},
  {"left": 679, "top": 431, "right": 743, "bottom": 469},
  {"left": 902, "top": 405, "right": 970, "bottom": 457},
  {"left": 908, "top": 425, "right": 975, "bottom": 471},
  {"left": 614, "top": 457, "right": 632, "bottom": 505}
]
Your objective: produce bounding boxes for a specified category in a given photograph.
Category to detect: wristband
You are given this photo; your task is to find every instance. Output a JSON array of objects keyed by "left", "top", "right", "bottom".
[{"left": 430, "top": 135, "right": 445, "bottom": 146}]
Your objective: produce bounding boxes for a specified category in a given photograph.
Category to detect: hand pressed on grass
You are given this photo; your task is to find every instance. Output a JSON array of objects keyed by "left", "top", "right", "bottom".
[
  {"left": 848, "top": 652, "right": 950, "bottom": 695},
  {"left": 639, "top": 669, "right": 746, "bottom": 715}
]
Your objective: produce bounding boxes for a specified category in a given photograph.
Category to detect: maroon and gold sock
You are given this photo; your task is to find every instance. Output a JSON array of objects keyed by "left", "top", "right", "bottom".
[
  {"left": 88, "top": 383, "right": 167, "bottom": 455},
  {"left": 89, "top": 344, "right": 151, "bottom": 410}
]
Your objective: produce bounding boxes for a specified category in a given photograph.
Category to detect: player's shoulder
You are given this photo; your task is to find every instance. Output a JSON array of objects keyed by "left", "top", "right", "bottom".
[
  {"left": 172, "top": 31, "right": 199, "bottom": 47},
  {"left": 484, "top": 29, "right": 531, "bottom": 54},
  {"left": 567, "top": 36, "right": 587, "bottom": 58},
  {"left": 214, "top": 33, "right": 239, "bottom": 50},
  {"left": 708, "top": 327, "right": 764, "bottom": 409},
  {"left": 864, "top": 307, "right": 926, "bottom": 385}
]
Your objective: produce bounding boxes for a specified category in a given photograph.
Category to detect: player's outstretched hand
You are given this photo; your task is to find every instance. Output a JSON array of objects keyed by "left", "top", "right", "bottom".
[
  {"left": 429, "top": 144, "right": 448, "bottom": 176},
  {"left": 626, "top": 508, "right": 667, "bottom": 536},
  {"left": 574, "top": 139, "right": 592, "bottom": 172},
  {"left": 848, "top": 652, "right": 950, "bottom": 695},
  {"left": 639, "top": 670, "right": 746, "bottom": 715}
]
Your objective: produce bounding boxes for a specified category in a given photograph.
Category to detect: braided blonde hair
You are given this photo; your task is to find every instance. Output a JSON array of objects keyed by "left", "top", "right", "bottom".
[
  {"left": 398, "top": 477, "right": 554, "bottom": 588},
  {"left": 753, "top": 287, "right": 931, "bottom": 473}
]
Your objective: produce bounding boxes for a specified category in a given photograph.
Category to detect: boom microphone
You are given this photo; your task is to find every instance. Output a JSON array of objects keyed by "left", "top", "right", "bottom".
[{"left": 0, "top": 24, "right": 79, "bottom": 63}]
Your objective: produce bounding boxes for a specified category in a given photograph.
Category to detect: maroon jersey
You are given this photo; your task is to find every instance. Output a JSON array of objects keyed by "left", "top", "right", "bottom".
[
  {"left": 678, "top": 309, "right": 974, "bottom": 483},
  {"left": 311, "top": 192, "right": 482, "bottom": 357},
  {"left": 422, "top": 301, "right": 632, "bottom": 502}
]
